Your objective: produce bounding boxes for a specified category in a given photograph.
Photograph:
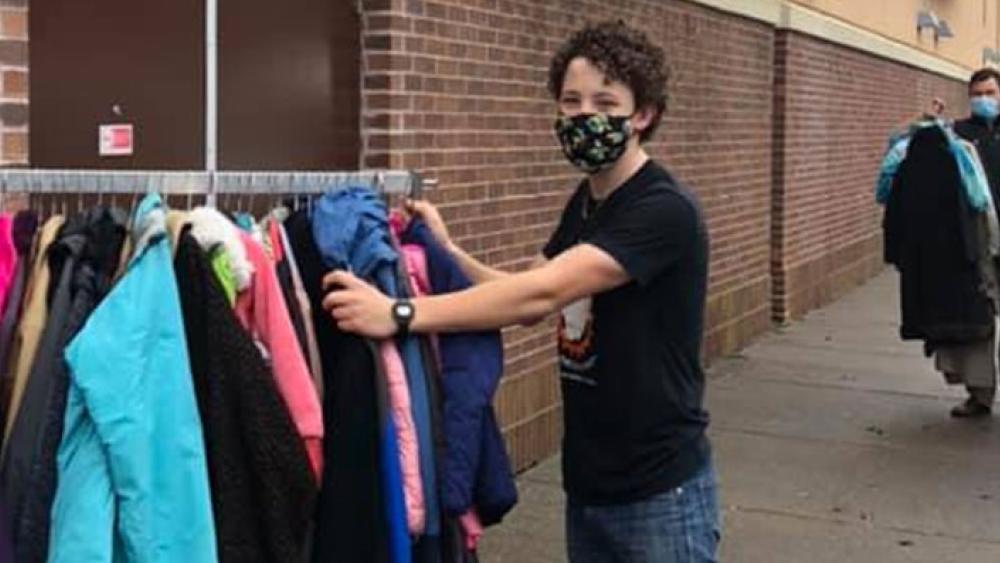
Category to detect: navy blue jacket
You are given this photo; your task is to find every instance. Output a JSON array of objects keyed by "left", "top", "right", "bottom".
[{"left": 402, "top": 220, "right": 516, "bottom": 525}]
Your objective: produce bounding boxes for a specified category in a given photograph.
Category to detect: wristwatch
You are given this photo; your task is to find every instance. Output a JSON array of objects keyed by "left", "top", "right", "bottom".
[{"left": 391, "top": 299, "right": 415, "bottom": 336}]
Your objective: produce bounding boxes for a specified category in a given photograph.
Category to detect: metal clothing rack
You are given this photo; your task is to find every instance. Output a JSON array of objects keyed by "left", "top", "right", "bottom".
[{"left": 0, "top": 169, "right": 434, "bottom": 207}]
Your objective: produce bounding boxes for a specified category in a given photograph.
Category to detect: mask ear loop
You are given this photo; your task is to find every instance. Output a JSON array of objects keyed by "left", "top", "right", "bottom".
[{"left": 623, "top": 107, "right": 643, "bottom": 137}]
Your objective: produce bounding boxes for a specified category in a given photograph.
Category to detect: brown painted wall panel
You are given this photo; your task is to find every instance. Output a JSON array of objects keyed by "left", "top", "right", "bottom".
[
  {"left": 217, "top": 0, "right": 361, "bottom": 170},
  {"left": 29, "top": 0, "right": 205, "bottom": 168},
  {"left": 28, "top": 0, "right": 361, "bottom": 170}
]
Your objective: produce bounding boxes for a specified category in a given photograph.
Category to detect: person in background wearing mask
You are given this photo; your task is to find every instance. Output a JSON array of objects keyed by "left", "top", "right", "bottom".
[
  {"left": 322, "top": 21, "right": 719, "bottom": 563},
  {"left": 947, "top": 68, "right": 1000, "bottom": 418}
]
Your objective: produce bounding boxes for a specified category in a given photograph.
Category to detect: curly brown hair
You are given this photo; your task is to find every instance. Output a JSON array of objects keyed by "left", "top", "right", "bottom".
[{"left": 548, "top": 20, "right": 669, "bottom": 142}]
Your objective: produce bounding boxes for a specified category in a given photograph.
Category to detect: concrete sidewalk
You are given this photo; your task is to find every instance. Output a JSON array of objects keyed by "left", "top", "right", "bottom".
[{"left": 480, "top": 272, "right": 1000, "bottom": 562}]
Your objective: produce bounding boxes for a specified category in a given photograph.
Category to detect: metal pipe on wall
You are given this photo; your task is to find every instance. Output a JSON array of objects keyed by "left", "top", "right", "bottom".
[{"left": 206, "top": 0, "right": 218, "bottom": 173}]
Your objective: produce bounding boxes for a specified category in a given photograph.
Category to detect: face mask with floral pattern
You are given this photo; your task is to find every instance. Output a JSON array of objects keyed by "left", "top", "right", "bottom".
[{"left": 554, "top": 113, "right": 633, "bottom": 174}]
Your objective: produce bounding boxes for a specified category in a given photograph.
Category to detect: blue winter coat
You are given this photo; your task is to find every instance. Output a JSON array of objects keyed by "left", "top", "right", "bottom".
[
  {"left": 47, "top": 194, "right": 217, "bottom": 563},
  {"left": 402, "top": 220, "right": 516, "bottom": 525}
]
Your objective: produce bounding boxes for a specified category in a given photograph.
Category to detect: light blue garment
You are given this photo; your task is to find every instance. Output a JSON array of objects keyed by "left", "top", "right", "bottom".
[
  {"left": 47, "top": 194, "right": 217, "bottom": 563},
  {"left": 233, "top": 212, "right": 255, "bottom": 233},
  {"left": 875, "top": 120, "right": 990, "bottom": 212},
  {"left": 948, "top": 130, "right": 991, "bottom": 212},
  {"left": 958, "top": 140, "right": 1000, "bottom": 256},
  {"left": 312, "top": 187, "right": 441, "bottom": 547},
  {"left": 971, "top": 96, "right": 1000, "bottom": 121},
  {"left": 875, "top": 136, "right": 910, "bottom": 204}
]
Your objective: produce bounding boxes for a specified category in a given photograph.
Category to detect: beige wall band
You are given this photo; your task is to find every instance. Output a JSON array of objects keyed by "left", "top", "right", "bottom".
[{"left": 685, "top": 0, "right": 972, "bottom": 82}]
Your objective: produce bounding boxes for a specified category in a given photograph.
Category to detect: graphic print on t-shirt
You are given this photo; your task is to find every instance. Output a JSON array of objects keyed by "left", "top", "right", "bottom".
[{"left": 558, "top": 297, "right": 597, "bottom": 386}]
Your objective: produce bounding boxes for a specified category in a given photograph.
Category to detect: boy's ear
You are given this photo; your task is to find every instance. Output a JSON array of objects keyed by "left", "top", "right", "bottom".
[{"left": 631, "top": 104, "right": 658, "bottom": 136}]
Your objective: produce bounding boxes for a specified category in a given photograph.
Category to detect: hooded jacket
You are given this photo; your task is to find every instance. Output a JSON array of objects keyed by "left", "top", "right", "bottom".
[
  {"left": 401, "top": 220, "right": 516, "bottom": 526},
  {"left": 47, "top": 194, "right": 217, "bottom": 563}
]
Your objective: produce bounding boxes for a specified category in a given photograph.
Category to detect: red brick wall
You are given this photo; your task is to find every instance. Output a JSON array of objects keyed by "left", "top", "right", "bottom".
[
  {"left": 659, "top": 8, "right": 775, "bottom": 360},
  {"left": 0, "top": 0, "right": 27, "bottom": 165},
  {"left": 771, "top": 30, "right": 967, "bottom": 322},
  {"left": 360, "top": 0, "right": 776, "bottom": 470}
]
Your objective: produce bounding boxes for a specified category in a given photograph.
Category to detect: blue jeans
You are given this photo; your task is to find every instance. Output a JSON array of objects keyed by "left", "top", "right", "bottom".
[{"left": 566, "top": 462, "right": 721, "bottom": 563}]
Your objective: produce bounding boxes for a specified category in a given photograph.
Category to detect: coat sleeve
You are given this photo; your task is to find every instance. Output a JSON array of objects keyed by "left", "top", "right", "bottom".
[
  {"left": 47, "top": 382, "right": 115, "bottom": 563},
  {"left": 378, "top": 340, "right": 425, "bottom": 535}
]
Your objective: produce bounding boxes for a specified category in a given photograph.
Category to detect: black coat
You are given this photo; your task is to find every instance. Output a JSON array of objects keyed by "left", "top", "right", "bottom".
[
  {"left": 174, "top": 229, "right": 316, "bottom": 563},
  {"left": 284, "top": 209, "right": 390, "bottom": 563},
  {"left": 0, "top": 207, "right": 127, "bottom": 563},
  {"left": 885, "top": 126, "right": 994, "bottom": 343}
]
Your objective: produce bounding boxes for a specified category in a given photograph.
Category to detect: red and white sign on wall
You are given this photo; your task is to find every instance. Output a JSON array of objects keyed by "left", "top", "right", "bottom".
[{"left": 98, "top": 124, "right": 134, "bottom": 156}]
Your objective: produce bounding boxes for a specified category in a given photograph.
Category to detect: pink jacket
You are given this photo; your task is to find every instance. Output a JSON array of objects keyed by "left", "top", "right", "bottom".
[
  {"left": 382, "top": 213, "right": 429, "bottom": 533},
  {"left": 378, "top": 340, "right": 425, "bottom": 535},
  {"left": 390, "top": 213, "right": 432, "bottom": 298},
  {"left": 0, "top": 214, "right": 18, "bottom": 315},
  {"left": 234, "top": 231, "right": 324, "bottom": 481}
]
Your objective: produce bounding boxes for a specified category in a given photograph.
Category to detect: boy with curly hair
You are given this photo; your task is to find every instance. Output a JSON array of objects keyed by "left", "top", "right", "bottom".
[{"left": 324, "top": 20, "right": 720, "bottom": 562}]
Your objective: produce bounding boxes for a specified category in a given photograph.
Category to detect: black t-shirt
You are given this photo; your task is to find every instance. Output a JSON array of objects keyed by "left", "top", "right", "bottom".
[{"left": 543, "top": 159, "right": 711, "bottom": 505}]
